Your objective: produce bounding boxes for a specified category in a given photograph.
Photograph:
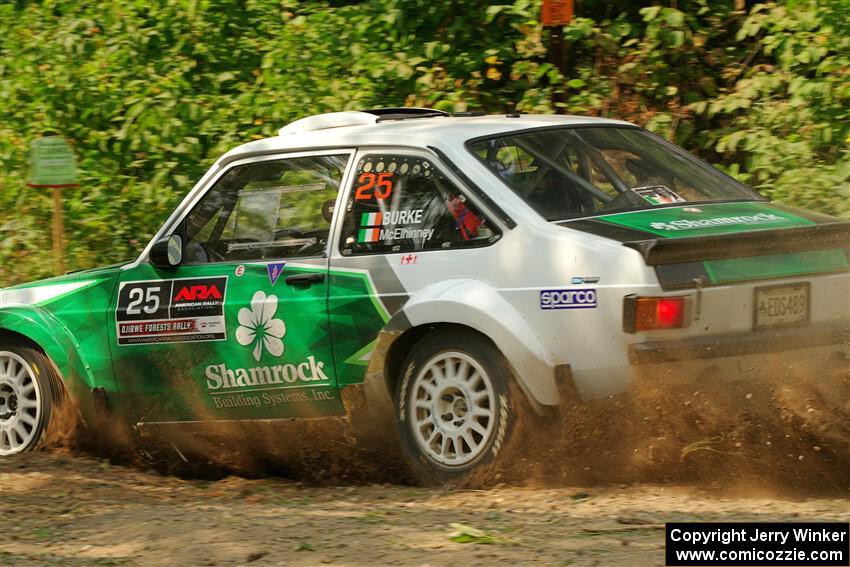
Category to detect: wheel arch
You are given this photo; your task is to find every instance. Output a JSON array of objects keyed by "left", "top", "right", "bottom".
[
  {"left": 0, "top": 308, "right": 93, "bottom": 395},
  {"left": 381, "top": 279, "right": 560, "bottom": 407},
  {"left": 0, "top": 326, "right": 68, "bottom": 407}
]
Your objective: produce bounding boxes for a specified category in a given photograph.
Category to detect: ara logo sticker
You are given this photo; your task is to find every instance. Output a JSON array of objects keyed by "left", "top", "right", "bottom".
[
  {"left": 236, "top": 290, "right": 286, "bottom": 361},
  {"left": 174, "top": 284, "right": 223, "bottom": 301},
  {"left": 267, "top": 262, "right": 286, "bottom": 286}
]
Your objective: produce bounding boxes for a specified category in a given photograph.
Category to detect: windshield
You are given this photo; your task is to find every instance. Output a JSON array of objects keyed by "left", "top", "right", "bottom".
[{"left": 467, "top": 126, "right": 763, "bottom": 221}]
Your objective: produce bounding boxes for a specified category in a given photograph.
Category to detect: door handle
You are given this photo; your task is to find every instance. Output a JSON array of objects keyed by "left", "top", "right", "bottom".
[{"left": 285, "top": 272, "right": 326, "bottom": 286}]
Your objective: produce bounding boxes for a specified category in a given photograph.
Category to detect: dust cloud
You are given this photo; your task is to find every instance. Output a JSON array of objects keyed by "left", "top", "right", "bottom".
[
  {"left": 40, "top": 351, "right": 849, "bottom": 496},
  {"left": 505, "top": 352, "right": 850, "bottom": 496}
]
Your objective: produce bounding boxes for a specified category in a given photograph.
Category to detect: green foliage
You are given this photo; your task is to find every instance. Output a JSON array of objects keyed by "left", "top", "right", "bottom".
[
  {"left": 1, "top": 0, "right": 846, "bottom": 286},
  {"left": 691, "top": 1, "right": 849, "bottom": 215}
]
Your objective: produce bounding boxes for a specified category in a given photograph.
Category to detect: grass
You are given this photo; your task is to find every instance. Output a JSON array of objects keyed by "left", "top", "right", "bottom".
[
  {"left": 358, "top": 511, "right": 390, "bottom": 524},
  {"left": 30, "top": 527, "right": 56, "bottom": 539},
  {"left": 449, "top": 523, "right": 517, "bottom": 545}
]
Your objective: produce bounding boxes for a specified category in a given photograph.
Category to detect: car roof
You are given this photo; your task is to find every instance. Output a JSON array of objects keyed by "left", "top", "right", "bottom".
[{"left": 217, "top": 111, "right": 636, "bottom": 165}]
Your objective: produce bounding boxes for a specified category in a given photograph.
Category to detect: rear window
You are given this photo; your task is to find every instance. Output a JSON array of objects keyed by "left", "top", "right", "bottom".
[
  {"left": 338, "top": 154, "right": 500, "bottom": 256},
  {"left": 467, "top": 126, "right": 763, "bottom": 221}
]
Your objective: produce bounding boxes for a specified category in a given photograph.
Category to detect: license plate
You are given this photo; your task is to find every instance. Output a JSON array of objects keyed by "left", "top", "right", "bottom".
[{"left": 753, "top": 283, "right": 810, "bottom": 330}]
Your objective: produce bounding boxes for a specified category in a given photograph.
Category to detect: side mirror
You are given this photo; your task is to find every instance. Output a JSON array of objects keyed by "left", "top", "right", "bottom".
[{"left": 150, "top": 235, "right": 183, "bottom": 268}]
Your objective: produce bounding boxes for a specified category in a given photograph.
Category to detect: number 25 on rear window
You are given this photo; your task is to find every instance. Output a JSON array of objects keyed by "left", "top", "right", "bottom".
[{"left": 355, "top": 172, "right": 393, "bottom": 200}]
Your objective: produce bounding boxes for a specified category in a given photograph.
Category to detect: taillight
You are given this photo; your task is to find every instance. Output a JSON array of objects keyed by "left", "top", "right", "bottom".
[{"left": 623, "top": 294, "right": 690, "bottom": 333}]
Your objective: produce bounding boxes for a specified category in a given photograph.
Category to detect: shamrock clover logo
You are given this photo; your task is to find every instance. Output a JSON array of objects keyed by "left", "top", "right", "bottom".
[{"left": 235, "top": 291, "right": 286, "bottom": 361}]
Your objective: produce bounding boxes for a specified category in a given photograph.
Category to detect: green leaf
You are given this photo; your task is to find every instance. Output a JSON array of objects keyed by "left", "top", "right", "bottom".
[
  {"left": 640, "top": 6, "right": 662, "bottom": 22},
  {"left": 449, "top": 523, "right": 507, "bottom": 545},
  {"left": 485, "top": 5, "right": 510, "bottom": 23}
]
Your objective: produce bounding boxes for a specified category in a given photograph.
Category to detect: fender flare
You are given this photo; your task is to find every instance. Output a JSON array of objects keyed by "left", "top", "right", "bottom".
[
  {"left": 0, "top": 307, "right": 96, "bottom": 393},
  {"left": 387, "top": 279, "right": 559, "bottom": 406}
]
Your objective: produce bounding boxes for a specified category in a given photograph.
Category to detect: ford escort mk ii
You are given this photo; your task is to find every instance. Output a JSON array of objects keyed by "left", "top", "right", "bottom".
[{"left": 2, "top": 108, "right": 848, "bottom": 483}]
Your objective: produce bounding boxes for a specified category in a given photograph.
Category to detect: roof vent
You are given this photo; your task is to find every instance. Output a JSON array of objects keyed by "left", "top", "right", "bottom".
[
  {"left": 278, "top": 111, "right": 378, "bottom": 136},
  {"left": 363, "top": 107, "right": 449, "bottom": 121},
  {"left": 278, "top": 107, "right": 450, "bottom": 135}
]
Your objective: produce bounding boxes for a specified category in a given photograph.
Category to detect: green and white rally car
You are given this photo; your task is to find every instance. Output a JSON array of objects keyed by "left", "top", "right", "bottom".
[{"left": 2, "top": 108, "right": 848, "bottom": 483}]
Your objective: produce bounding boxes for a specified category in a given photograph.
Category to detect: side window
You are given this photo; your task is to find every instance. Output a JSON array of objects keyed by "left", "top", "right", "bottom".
[
  {"left": 475, "top": 134, "right": 601, "bottom": 220},
  {"left": 339, "top": 154, "right": 500, "bottom": 256},
  {"left": 182, "top": 154, "right": 348, "bottom": 263}
]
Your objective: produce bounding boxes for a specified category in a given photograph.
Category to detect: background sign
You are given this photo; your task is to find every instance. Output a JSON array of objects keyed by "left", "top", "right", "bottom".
[
  {"left": 27, "top": 136, "right": 79, "bottom": 188},
  {"left": 541, "top": 0, "right": 574, "bottom": 26},
  {"left": 27, "top": 135, "right": 78, "bottom": 275}
]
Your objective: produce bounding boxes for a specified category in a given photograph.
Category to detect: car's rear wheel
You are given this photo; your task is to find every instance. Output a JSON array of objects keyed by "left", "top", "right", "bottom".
[
  {"left": 395, "top": 330, "right": 517, "bottom": 485},
  {"left": 0, "top": 348, "right": 54, "bottom": 456}
]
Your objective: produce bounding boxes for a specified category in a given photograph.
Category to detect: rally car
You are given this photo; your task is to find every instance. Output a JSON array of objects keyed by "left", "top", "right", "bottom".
[{"left": 2, "top": 108, "right": 848, "bottom": 484}]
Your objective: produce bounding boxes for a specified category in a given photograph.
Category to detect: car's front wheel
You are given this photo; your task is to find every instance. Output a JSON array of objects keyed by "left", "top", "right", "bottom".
[
  {"left": 395, "top": 330, "right": 517, "bottom": 485},
  {"left": 0, "top": 347, "right": 54, "bottom": 456}
]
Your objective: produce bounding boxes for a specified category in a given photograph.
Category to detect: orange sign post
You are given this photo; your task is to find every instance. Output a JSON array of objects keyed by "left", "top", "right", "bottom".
[
  {"left": 541, "top": 0, "right": 574, "bottom": 112},
  {"left": 541, "top": 0, "right": 574, "bottom": 26}
]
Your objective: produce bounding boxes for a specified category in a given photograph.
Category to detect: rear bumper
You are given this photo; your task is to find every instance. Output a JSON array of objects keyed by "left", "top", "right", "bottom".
[{"left": 628, "top": 322, "right": 848, "bottom": 366}]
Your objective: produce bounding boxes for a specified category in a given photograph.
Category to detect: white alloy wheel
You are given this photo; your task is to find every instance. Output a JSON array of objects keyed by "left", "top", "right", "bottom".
[
  {"left": 408, "top": 351, "right": 496, "bottom": 467},
  {"left": 0, "top": 351, "right": 44, "bottom": 456}
]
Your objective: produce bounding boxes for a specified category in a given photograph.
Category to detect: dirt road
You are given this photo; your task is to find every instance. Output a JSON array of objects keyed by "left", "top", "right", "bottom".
[
  {"left": 3, "top": 364, "right": 849, "bottom": 565},
  {"left": 2, "top": 450, "right": 848, "bottom": 567}
]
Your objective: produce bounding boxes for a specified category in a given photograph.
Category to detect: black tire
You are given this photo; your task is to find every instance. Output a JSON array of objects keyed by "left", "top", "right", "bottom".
[
  {"left": 0, "top": 345, "right": 56, "bottom": 456},
  {"left": 394, "top": 330, "right": 519, "bottom": 486}
]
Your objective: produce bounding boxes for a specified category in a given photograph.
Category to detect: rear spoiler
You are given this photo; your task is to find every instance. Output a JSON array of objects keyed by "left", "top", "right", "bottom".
[{"left": 624, "top": 222, "right": 850, "bottom": 265}]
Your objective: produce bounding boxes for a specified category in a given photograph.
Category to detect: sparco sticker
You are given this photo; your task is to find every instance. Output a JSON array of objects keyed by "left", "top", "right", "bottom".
[
  {"left": 116, "top": 277, "right": 227, "bottom": 345},
  {"left": 540, "top": 288, "right": 597, "bottom": 310}
]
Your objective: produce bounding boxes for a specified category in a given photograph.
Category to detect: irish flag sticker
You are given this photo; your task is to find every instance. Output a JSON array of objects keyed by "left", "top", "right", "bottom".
[
  {"left": 358, "top": 227, "right": 381, "bottom": 243},
  {"left": 358, "top": 212, "right": 383, "bottom": 242},
  {"left": 361, "top": 212, "right": 382, "bottom": 225}
]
